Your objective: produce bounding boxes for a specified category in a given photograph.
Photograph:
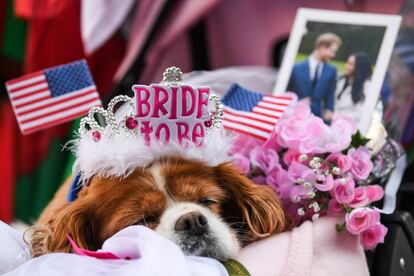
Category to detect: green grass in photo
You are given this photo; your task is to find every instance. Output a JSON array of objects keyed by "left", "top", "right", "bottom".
[{"left": 295, "top": 53, "right": 346, "bottom": 75}]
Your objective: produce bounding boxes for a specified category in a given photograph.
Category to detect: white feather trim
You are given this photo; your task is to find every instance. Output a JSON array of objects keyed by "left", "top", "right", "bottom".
[
  {"left": 72, "top": 90, "right": 234, "bottom": 181},
  {"left": 71, "top": 130, "right": 234, "bottom": 182}
]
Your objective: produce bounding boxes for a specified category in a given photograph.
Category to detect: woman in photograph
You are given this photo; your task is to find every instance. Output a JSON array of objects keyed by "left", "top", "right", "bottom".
[{"left": 335, "top": 52, "right": 372, "bottom": 123}]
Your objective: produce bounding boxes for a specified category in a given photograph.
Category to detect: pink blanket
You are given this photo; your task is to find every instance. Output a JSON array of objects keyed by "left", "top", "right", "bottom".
[
  {"left": 237, "top": 216, "right": 370, "bottom": 276},
  {"left": 1, "top": 216, "right": 369, "bottom": 275}
]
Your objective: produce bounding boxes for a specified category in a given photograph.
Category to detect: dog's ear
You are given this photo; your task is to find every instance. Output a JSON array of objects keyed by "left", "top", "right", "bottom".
[
  {"left": 29, "top": 198, "right": 99, "bottom": 257},
  {"left": 214, "top": 163, "right": 287, "bottom": 242}
]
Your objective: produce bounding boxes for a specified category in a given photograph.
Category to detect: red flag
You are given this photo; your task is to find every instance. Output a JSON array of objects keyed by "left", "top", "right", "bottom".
[{"left": 0, "top": 102, "right": 17, "bottom": 222}]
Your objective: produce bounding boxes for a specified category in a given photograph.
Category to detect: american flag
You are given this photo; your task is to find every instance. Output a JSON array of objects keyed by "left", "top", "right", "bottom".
[
  {"left": 5, "top": 60, "right": 101, "bottom": 135},
  {"left": 222, "top": 84, "right": 296, "bottom": 140}
]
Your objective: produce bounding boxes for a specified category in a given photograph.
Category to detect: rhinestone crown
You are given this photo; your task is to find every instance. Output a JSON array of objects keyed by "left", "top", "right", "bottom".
[
  {"left": 79, "top": 67, "right": 224, "bottom": 142},
  {"left": 162, "top": 66, "right": 183, "bottom": 84}
]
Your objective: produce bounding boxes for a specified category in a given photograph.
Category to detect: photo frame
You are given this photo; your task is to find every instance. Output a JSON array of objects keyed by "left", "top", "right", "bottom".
[{"left": 274, "top": 8, "right": 401, "bottom": 134}]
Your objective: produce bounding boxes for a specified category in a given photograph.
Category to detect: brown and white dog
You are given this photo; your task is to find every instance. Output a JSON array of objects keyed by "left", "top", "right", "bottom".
[{"left": 31, "top": 156, "right": 287, "bottom": 260}]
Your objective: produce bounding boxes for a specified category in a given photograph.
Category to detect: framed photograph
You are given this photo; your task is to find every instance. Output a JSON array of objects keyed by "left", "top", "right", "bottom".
[{"left": 274, "top": 8, "right": 401, "bottom": 134}]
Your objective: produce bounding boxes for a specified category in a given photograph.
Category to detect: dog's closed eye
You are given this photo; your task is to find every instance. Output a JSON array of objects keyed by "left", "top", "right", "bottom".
[
  {"left": 198, "top": 198, "right": 218, "bottom": 207},
  {"left": 134, "top": 215, "right": 159, "bottom": 227}
]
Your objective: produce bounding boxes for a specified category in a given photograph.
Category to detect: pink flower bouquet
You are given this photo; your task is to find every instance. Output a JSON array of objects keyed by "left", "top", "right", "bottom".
[{"left": 230, "top": 102, "right": 387, "bottom": 250}]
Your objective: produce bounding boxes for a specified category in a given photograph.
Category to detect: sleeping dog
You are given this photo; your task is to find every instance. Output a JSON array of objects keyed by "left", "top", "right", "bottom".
[{"left": 31, "top": 156, "right": 287, "bottom": 261}]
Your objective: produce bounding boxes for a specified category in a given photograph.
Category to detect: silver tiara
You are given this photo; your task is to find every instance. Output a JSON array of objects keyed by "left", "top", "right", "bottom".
[{"left": 79, "top": 67, "right": 224, "bottom": 142}]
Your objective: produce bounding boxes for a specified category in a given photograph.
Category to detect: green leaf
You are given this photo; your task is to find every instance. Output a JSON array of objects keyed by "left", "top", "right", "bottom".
[
  {"left": 336, "top": 223, "right": 346, "bottom": 232},
  {"left": 350, "top": 130, "right": 370, "bottom": 148},
  {"left": 223, "top": 259, "right": 251, "bottom": 276}
]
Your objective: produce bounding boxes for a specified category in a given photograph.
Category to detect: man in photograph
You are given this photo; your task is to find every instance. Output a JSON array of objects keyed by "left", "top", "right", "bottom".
[{"left": 287, "top": 33, "right": 342, "bottom": 121}]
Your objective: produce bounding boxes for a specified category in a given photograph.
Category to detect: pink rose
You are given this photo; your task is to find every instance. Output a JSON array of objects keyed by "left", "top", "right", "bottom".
[
  {"left": 273, "top": 170, "right": 295, "bottom": 199},
  {"left": 349, "top": 185, "right": 384, "bottom": 208},
  {"left": 314, "top": 174, "right": 334, "bottom": 192},
  {"left": 324, "top": 118, "right": 356, "bottom": 153},
  {"left": 291, "top": 101, "right": 311, "bottom": 120},
  {"left": 326, "top": 153, "right": 352, "bottom": 173},
  {"left": 365, "top": 185, "right": 384, "bottom": 203},
  {"left": 229, "top": 134, "right": 263, "bottom": 156},
  {"left": 275, "top": 105, "right": 331, "bottom": 154},
  {"left": 332, "top": 115, "right": 358, "bottom": 134},
  {"left": 250, "top": 146, "right": 279, "bottom": 174},
  {"left": 287, "top": 161, "right": 316, "bottom": 185},
  {"left": 345, "top": 207, "right": 380, "bottom": 235},
  {"left": 348, "top": 147, "right": 373, "bottom": 180},
  {"left": 297, "top": 118, "right": 331, "bottom": 153},
  {"left": 333, "top": 178, "right": 355, "bottom": 204},
  {"left": 262, "top": 129, "right": 282, "bottom": 152},
  {"left": 298, "top": 139, "right": 318, "bottom": 154},
  {"left": 266, "top": 165, "right": 286, "bottom": 186},
  {"left": 274, "top": 104, "right": 357, "bottom": 154},
  {"left": 360, "top": 223, "right": 388, "bottom": 250},
  {"left": 231, "top": 153, "right": 251, "bottom": 174},
  {"left": 283, "top": 149, "right": 302, "bottom": 166},
  {"left": 276, "top": 118, "right": 309, "bottom": 151},
  {"left": 328, "top": 199, "right": 343, "bottom": 215},
  {"left": 348, "top": 187, "right": 369, "bottom": 208},
  {"left": 289, "top": 184, "right": 313, "bottom": 202}
]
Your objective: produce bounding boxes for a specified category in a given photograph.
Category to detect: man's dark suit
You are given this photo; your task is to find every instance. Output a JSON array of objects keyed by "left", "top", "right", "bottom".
[{"left": 287, "top": 59, "right": 336, "bottom": 117}]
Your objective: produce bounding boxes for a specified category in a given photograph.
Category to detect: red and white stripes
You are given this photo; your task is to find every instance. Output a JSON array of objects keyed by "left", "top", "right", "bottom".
[
  {"left": 223, "top": 95, "right": 294, "bottom": 140},
  {"left": 6, "top": 72, "right": 101, "bottom": 134}
]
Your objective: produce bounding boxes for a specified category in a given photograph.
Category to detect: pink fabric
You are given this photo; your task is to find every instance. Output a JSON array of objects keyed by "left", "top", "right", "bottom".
[
  {"left": 67, "top": 235, "right": 121, "bottom": 260},
  {"left": 114, "top": 0, "right": 219, "bottom": 83},
  {"left": 237, "top": 216, "right": 369, "bottom": 276},
  {"left": 114, "top": 0, "right": 166, "bottom": 81},
  {"left": 138, "top": 0, "right": 219, "bottom": 84}
]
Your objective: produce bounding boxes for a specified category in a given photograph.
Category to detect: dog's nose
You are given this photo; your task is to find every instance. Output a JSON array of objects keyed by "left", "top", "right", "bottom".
[{"left": 175, "top": 211, "right": 208, "bottom": 234}]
